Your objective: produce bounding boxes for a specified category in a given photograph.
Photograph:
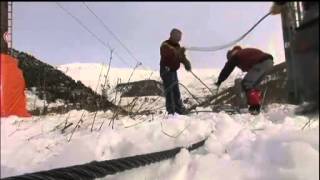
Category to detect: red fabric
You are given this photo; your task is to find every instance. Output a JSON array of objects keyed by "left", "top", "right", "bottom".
[
  {"left": 247, "top": 89, "right": 262, "bottom": 106},
  {"left": 233, "top": 48, "right": 272, "bottom": 72},
  {"left": 160, "top": 40, "right": 181, "bottom": 71},
  {"left": 1, "top": 54, "right": 31, "bottom": 118}
]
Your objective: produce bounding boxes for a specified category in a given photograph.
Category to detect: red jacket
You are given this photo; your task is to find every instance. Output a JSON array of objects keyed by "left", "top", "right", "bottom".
[
  {"left": 160, "top": 40, "right": 182, "bottom": 71},
  {"left": 218, "top": 48, "right": 273, "bottom": 84},
  {"left": 235, "top": 48, "right": 273, "bottom": 72}
]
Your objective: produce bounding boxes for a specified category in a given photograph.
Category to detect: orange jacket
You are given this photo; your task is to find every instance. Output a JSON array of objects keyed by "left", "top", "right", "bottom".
[{"left": 1, "top": 54, "right": 31, "bottom": 117}]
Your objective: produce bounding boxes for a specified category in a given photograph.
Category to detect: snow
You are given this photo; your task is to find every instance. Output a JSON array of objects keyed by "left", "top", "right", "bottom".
[
  {"left": 1, "top": 104, "right": 318, "bottom": 179},
  {"left": 1, "top": 64, "right": 319, "bottom": 180},
  {"left": 25, "top": 89, "right": 65, "bottom": 112}
]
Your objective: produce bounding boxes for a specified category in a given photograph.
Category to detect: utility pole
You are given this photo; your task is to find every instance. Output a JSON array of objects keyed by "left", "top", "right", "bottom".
[
  {"left": 0, "top": 1, "right": 8, "bottom": 54},
  {"left": 8, "top": 1, "right": 13, "bottom": 55}
]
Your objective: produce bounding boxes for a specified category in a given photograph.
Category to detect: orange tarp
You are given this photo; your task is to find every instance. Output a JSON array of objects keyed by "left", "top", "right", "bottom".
[{"left": 1, "top": 53, "right": 31, "bottom": 117}]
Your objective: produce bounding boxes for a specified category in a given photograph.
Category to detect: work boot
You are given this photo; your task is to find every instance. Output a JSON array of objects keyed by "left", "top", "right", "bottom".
[
  {"left": 249, "top": 105, "right": 261, "bottom": 115},
  {"left": 175, "top": 106, "right": 188, "bottom": 115},
  {"left": 167, "top": 111, "right": 175, "bottom": 115}
]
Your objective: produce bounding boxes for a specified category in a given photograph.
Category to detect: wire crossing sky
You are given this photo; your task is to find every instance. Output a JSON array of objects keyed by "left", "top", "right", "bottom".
[{"left": 13, "top": 2, "right": 284, "bottom": 69}]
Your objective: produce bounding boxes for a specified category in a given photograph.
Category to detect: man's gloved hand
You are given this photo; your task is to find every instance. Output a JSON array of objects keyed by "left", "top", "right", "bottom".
[
  {"left": 214, "top": 81, "right": 221, "bottom": 87},
  {"left": 183, "top": 59, "right": 191, "bottom": 71}
]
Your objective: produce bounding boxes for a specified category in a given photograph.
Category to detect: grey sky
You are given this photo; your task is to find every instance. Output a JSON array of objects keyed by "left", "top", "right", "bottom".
[{"left": 13, "top": 2, "right": 284, "bottom": 70}]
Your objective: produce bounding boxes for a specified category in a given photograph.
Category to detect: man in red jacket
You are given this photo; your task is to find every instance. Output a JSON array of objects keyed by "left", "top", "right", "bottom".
[
  {"left": 216, "top": 46, "right": 274, "bottom": 114},
  {"left": 160, "top": 28, "right": 191, "bottom": 115}
]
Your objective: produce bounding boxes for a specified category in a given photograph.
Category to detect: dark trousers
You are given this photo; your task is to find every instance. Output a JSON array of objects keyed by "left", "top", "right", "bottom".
[
  {"left": 160, "top": 66, "right": 184, "bottom": 114},
  {"left": 242, "top": 59, "right": 274, "bottom": 91}
]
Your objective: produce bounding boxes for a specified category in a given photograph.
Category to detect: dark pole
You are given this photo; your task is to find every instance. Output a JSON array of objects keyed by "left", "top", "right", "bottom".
[
  {"left": 0, "top": 1, "right": 8, "bottom": 54},
  {"left": 280, "top": 3, "right": 301, "bottom": 104}
]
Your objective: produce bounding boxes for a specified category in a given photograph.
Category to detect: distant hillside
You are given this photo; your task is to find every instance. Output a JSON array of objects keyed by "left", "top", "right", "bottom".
[
  {"left": 57, "top": 63, "right": 229, "bottom": 91},
  {"left": 10, "top": 49, "right": 125, "bottom": 114},
  {"left": 57, "top": 62, "right": 241, "bottom": 100}
]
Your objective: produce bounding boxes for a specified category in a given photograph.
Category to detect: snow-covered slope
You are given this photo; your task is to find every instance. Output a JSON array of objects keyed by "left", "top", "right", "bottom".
[
  {"left": 57, "top": 63, "right": 243, "bottom": 95},
  {"left": 55, "top": 63, "right": 244, "bottom": 111}
]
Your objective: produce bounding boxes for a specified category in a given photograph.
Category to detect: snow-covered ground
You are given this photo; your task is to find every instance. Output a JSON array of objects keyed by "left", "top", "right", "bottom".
[
  {"left": 1, "top": 104, "right": 318, "bottom": 179},
  {"left": 1, "top": 63, "right": 319, "bottom": 179}
]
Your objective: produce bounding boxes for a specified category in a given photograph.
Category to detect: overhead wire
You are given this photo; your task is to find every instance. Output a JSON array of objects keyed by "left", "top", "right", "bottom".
[
  {"left": 185, "top": 12, "right": 271, "bottom": 52},
  {"left": 55, "top": 2, "right": 132, "bottom": 68},
  {"left": 81, "top": 2, "right": 156, "bottom": 80}
]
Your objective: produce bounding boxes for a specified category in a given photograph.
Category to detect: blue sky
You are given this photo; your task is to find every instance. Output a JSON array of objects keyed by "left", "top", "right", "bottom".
[{"left": 13, "top": 2, "right": 284, "bottom": 70}]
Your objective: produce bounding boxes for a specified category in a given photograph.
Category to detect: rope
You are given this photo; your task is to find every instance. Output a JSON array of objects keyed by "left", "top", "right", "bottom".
[
  {"left": 178, "top": 83, "right": 202, "bottom": 105},
  {"left": 185, "top": 12, "right": 271, "bottom": 52},
  {"left": 82, "top": 2, "right": 149, "bottom": 70},
  {"left": 190, "top": 71, "right": 217, "bottom": 96},
  {"left": 55, "top": 2, "right": 132, "bottom": 68},
  {"left": 3, "top": 136, "right": 209, "bottom": 180},
  {"left": 82, "top": 2, "right": 158, "bottom": 74}
]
